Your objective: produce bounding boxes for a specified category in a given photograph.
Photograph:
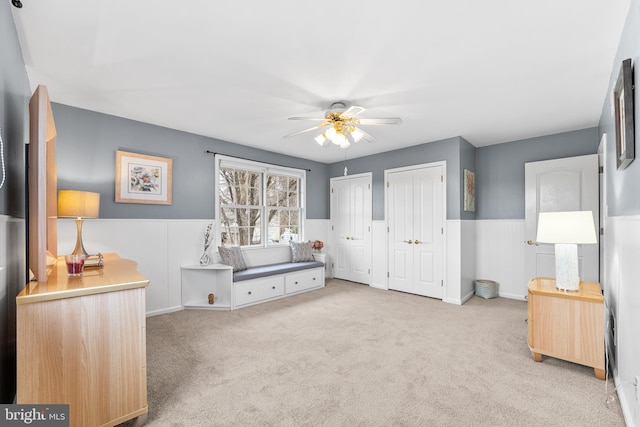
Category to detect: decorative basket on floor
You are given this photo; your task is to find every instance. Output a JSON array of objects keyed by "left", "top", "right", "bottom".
[{"left": 475, "top": 280, "right": 499, "bottom": 299}]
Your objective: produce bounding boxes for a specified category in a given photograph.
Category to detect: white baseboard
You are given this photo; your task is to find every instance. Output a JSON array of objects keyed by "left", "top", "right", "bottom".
[{"left": 146, "top": 306, "right": 183, "bottom": 317}]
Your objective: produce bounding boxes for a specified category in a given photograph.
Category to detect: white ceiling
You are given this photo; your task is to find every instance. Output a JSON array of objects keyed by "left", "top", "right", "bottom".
[{"left": 11, "top": 0, "right": 630, "bottom": 164}]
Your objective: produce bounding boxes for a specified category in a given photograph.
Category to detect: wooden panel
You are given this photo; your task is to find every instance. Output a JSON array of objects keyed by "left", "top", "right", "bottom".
[
  {"left": 17, "top": 288, "right": 147, "bottom": 427},
  {"left": 28, "top": 84, "right": 57, "bottom": 282},
  {"left": 16, "top": 254, "right": 148, "bottom": 426}
]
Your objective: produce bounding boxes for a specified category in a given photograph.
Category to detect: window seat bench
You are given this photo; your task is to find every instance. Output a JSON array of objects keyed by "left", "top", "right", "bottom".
[{"left": 181, "top": 256, "right": 325, "bottom": 311}]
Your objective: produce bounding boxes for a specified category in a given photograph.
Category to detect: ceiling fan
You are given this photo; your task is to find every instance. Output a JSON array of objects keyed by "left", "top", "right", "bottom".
[{"left": 284, "top": 102, "right": 402, "bottom": 148}]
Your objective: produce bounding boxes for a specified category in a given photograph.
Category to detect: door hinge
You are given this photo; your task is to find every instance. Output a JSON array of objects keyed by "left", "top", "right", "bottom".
[
  {"left": 600, "top": 227, "right": 604, "bottom": 236},
  {"left": 387, "top": 181, "right": 389, "bottom": 188},
  {"left": 387, "top": 272, "right": 390, "bottom": 278},
  {"left": 599, "top": 166, "right": 604, "bottom": 174},
  {"left": 441, "top": 228, "right": 443, "bottom": 234},
  {"left": 368, "top": 269, "right": 371, "bottom": 275},
  {"left": 441, "top": 175, "right": 443, "bottom": 182},
  {"left": 368, "top": 184, "right": 371, "bottom": 190},
  {"left": 368, "top": 226, "right": 370, "bottom": 232},
  {"left": 331, "top": 187, "right": 334, "bottom": 193},
  {"left": 441, "top": 280, "right": 443, "bottom": 287},
  {"left": 387, "top": 226, "right": 389, "bottom": 232},
  {"left": 332, "top": 225, "right": 334, "bottom": 231}
]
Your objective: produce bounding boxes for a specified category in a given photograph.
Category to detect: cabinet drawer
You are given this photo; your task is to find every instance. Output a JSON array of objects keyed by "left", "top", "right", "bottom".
[
  {"left": 285, "top": 269, "right": 323, "bottom": 295},
  {"left": 235, "top": 276, "right": 284, "bottom": 307}
]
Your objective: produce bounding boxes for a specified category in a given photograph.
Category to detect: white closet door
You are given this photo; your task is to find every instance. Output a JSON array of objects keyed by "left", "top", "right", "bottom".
[
  {"left": 388, "top": 165, "right": 444, "bottom": 299},
  {"left": 330, "top": 174, "right": 372, "bottom": 284},
  {"left": 413, "top": 166, "right": 444, "bottom": 298},
  {"left": 387, "top": 170, "right": 414, "bottom": 293}
]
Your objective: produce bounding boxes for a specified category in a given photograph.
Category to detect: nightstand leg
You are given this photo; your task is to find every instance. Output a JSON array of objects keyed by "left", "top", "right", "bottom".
[
  {"left": 531, "top": 352, "right": 542, "bottom": 362},
  {"left": 594, "top": 368, "right": 605, "bottom": 380},
  {"left": 131, "top": 413, "right": 148, "bottom": 427}
]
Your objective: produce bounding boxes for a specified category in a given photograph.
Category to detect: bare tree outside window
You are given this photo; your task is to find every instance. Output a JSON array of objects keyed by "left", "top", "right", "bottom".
[{"left": 219, "top": 166, "right": 301, "bottom": 246}]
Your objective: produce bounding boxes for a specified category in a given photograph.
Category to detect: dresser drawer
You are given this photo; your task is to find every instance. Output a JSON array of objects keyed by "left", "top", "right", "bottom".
[
  {"left": 235, "top": 276, "right": 285, "bottom": 307},
  {"left": 285, "top": 269, "right": 323, "bottom": 295}
]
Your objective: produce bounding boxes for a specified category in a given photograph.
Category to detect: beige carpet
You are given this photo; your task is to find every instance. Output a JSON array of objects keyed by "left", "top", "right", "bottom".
[{"left": 124, "top": 279, "right": 624, "bottom": 426}]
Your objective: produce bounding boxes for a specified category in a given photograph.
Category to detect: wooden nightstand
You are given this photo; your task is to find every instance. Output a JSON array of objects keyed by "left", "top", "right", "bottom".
[{"left": 527, "top": 277, "right": 605, "bottom": 380}]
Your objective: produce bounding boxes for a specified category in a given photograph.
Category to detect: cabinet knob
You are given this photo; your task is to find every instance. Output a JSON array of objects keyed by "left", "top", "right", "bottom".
[
  {"left": 248, "top": 291, "right": 252, "bottom": 295},
  {"left": 313, "top": 277, "right": 316, "bottom": 280},
  {"left": 295, "top": 281, "right": 298, "bottom": 284},
  {"left": 272, "top": 286, "right": 276, "bottom": 289}
]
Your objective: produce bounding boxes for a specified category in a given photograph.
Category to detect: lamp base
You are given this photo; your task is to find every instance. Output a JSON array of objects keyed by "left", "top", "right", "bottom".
[
  {"left": 71, "top": 218, "right": 91, "bottom": 258},
  {"left": 554, "top": 243, "right": 580, "bottom": 291}
]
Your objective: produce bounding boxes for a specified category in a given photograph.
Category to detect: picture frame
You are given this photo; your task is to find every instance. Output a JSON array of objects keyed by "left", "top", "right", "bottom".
[
  {"left": 614, "top": 58, "right": 635, "bottom": 170},
  {"left": 463, "top": 168, "right": 475, "bottom": 212},
  {"left": 115, "top": 150, "right": 173, "bottom": 205}
]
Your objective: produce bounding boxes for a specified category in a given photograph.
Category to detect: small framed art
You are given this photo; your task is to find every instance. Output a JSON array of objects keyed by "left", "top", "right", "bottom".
[
  {"left": 464, "top": 168, "right": 475, "bottom": 212},
  {"left": 614, "top": 58, "right": 635, "bottom": 170},
  {"left": 115, "top": 150, "right": 173, "bottom": 204}
]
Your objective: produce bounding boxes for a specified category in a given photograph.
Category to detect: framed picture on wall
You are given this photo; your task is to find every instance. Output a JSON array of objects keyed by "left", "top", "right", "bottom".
[
  {"left": 464, "top": 168, "right": 475, "bottom": 212},
  {"left": 614, "top": 58, "right": 635, "bottom": 170},
  {"left": 115, "top": 150, "right": 173, "bottom": 205}
]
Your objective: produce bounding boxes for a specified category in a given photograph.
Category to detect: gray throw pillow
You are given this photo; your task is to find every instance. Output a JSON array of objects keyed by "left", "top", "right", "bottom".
[
  {"left": 218, "top": 246, "right": 247, "bottom": 272},
  {"left": 290, "top": 241, "right": 314, "bottom": 262}
]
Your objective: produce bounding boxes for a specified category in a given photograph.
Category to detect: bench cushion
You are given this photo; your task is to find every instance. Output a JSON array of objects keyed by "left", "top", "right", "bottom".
[{"left": 233, "top": 261, "right": 324, "bottom": 282}]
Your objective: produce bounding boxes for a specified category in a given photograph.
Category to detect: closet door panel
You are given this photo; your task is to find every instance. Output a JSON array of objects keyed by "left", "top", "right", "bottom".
[{"left": 330, "top": 175, "right": 372, "bottom": 284}]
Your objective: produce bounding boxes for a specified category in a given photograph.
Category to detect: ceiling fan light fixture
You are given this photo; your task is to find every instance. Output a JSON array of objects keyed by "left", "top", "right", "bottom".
[
  {"left": 330, "top": 130, "right": 348, "bottom": 146},
  {"left": 315, "top": 133, "right": 328, "bottom": 146},
  {"left": 350, "top": 128, "right": 364, "bottom": 143},
  {"left": 284, "top": 101, "right": 401, "bottom": 149}
]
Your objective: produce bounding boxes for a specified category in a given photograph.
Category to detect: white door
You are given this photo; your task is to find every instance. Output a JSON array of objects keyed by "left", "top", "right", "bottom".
[
  {"left": 388, "top": 165, "right": 444, "bottom": 299},
  {"left": 331, "top": 174, "right": 372, "bottom": 284},
  {"left": 524, "top": 154, "right": 599, "bottom": 283}
]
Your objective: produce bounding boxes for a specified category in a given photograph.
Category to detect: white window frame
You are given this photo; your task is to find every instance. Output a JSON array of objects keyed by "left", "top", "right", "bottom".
[{"left": 214, "top": 155, "right": 306, "bottom": 249}]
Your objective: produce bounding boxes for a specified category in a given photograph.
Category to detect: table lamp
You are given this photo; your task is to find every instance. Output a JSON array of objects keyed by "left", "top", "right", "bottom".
[
  {"left": 536, "top": 211, "right": 597, "bottom": 291},
  {"left": 57, "top": 190, "right": 100, "bottom": 257}
]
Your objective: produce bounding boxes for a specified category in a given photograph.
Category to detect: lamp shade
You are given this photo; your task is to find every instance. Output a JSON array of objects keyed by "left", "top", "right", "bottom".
[
  {"left": 536, "top": 211, "right": 597, "bottom": 244},
  {"left": 57, "top": 190, "right": 100, "bottom": 218}
]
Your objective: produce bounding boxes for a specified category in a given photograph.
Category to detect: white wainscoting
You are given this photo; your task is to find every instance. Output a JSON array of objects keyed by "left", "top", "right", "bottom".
[
  {"left": 58, "top": 218, "right": 331, "bottom": 316},
  {"left": 370, "top": 220, "right": 387, "bottom": 289},
  {"left": 475, "top": 220, "right": 528, "bottom": 300},
  {"left": 604, "top": 215, "right": 640, "bottom": 427}
]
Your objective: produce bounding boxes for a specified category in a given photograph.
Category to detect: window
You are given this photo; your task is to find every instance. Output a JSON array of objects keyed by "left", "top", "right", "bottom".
[{"left": 216, "top": 156, "right": 305, "bottom": 247}]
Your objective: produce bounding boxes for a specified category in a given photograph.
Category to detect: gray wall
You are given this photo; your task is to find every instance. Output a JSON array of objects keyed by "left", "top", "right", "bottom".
[
  {"left": 599, "top": 1, "right": 640, "bottom": 216},
  {"left": 1, "top": 2, "right": 29, "bottom": 403},
  {"left": 460, "top": 137, "right": 477, "bottom": 220},
  {"left": 327, "top": 137, "right": 464, "bottom": 220},
  {"left": 52, "top": 104, "right": 330, "bottom": 219},
  {"left": 475, "top": 128, "right": 599, "bottom": 219}
]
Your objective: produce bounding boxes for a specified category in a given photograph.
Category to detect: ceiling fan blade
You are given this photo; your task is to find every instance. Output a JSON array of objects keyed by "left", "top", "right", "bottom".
[
  {"left": 284, "top": 123, "right": 327, "bottom": 138},
  {"left": 359, "top": 128, "right": 376, "bottom": 143},
  {"left": 287, "top": 117, "right": 327, "bottom": 121},
  {"left": 340, "top": 106, "right": 366, "bottom": 118},
  {"left": 357, "top": 118, "right": 403, "bottom": 125}
]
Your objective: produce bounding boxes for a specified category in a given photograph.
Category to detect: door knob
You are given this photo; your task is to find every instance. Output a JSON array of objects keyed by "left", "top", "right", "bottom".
[
  {"left": 414, "top": 240, "right": 421, "bottom": 244},
  {"left": 404, "top": 240, "right": 413, "bottom": 244},
  {"left": 526, "top": 240, "right": 538, "bottom": 246},
  {"left": 345, "top": 236, "right": 351, "bottom": 240}
]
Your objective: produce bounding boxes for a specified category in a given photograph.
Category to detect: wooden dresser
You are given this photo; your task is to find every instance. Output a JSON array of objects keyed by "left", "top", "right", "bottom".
[
  {"left": 527, "top": 277, "right": 605, "bottom": 379},
  {"left": 16, "top": 253, "right": 149, "bottom": 426}
]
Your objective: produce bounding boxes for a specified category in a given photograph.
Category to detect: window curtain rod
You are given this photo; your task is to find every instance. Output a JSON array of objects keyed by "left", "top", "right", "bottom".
[{"left": 205, "top": 150, "right": 311, "bottom": 172}]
